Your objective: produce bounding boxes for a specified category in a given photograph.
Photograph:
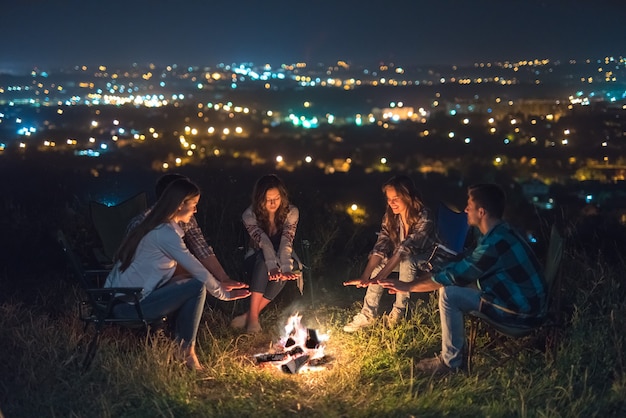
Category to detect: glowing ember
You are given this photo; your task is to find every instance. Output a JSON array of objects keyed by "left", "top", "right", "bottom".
[{"left": 254, "top": 313, "right": 330, "bottom": 374}]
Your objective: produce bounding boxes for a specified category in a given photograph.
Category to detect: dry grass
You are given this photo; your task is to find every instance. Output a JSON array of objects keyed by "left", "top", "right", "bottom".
[{"left": 2, "top": 251, "right": 626, "bottom": 418}]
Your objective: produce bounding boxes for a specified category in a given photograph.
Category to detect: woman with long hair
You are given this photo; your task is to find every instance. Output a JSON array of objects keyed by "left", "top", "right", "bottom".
[
  {"left": 230, "top": 174, "right": 300, "bottom": 333},
  {"left": 343, "top": 175, "right": 438, "bottom": 332},
  {"left": 105, "top": 178, "right": 250, "bottom": 370}
]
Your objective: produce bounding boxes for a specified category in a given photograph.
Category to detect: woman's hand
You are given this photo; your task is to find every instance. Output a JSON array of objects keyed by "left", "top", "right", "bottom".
[
  {"left": 281, "top": 271, "right": 301, "bottom": 281},
  {"left": 220, "top": 279, "right": 248, "bottom": 292},
  {"left": 268, "top": 268, "right": 282, "bottom": 281},
  {"left": 343, "top": 277, "right": 376, "bottom": 288},
  {"left": 227, "top": 288, "right": 252, "bottom": 300}
]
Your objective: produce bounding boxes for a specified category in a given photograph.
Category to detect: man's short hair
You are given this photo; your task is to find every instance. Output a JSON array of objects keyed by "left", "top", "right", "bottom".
[
  {"left": 155, "top": 173, "right": 188, "bottom": 199},
  {"left": 468, "top": 183, "right": 506, "bottom": 219}
]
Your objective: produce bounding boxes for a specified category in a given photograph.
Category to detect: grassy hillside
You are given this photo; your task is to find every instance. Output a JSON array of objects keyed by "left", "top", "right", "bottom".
[{"left": 1, "top": 158, "right": 625, "bottom": 417}]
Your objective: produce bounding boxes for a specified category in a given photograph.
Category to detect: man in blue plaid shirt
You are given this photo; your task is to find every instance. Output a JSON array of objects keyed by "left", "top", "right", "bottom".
[{"left": 380, "top": 183, "right": 547, "bottom": 374}]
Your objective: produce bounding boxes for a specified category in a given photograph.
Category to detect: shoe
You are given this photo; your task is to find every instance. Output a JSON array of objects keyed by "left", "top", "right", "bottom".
[
  {"left": 415, "top": 354, "right": 460, "bottom": 375},
  {"left": 246, "top": 321, "right": 262, "bottom": 334},
  {"left": 230, "top": 313, "right": 247, "bottom": 329},
  {"left": 343, "top": 313, "right": 373, "bottom": 333},
  {"left": 386, "top": 308, "right": 405, "bottom": 327}
]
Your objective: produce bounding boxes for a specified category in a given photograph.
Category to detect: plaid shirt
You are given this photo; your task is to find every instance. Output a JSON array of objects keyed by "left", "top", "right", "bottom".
[
  {"left": 433, "top": 222, "right": 547, "bottom": 327},
  {"left": 127, "top": 209, "right": 215, "bottom": 260},
  {"left": 242, "top": 205, "right": 298, "bottom": 272},
  {"left": 370, "top": 208, "right": 438, "bottom": 261}
]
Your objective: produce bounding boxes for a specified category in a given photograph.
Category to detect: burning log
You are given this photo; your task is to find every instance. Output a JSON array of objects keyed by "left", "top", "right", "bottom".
[
  {"left": 254, "top": 314, "right": 329, "bottom": 374},
  {"left": 281, "top": 355, "right": 310, "bottom": 374},
  {"left": 254, "top": 346, "right": 303, "bottom": 363}
]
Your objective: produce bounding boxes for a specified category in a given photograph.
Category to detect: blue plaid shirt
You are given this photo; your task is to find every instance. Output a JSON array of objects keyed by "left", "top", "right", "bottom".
[{"left": 433, "top": 222, "right": 547, "bottom": 327}]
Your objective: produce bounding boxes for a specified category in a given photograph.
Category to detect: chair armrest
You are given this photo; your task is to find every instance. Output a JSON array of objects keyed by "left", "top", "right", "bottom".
[
  {"left": 87, "top": 287, "right": 143, "bottom": 295},
  {"left": 84, "top": 287, "right": 148, "bottom": 321}
]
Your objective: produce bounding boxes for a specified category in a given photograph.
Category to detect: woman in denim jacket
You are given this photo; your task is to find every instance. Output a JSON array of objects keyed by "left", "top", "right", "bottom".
[{"left": 343, "top": 175, "right": 438, "bottom": 332}]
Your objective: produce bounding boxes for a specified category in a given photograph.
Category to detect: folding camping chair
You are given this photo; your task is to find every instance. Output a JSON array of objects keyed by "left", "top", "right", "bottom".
[
  {"left": 417, "top": 202, "right": 470, "bottom": 273},
  {"left": 435, "top": 202, "right": 470, "bottom": 254},
  {"left": 89, "top": 192, "right": 147, "bottom": 266},
  {"left": 57, "top": 229, "right": 166, "bottom": 370},
  {"left": 465, "top": 224, "right": 565, "bottom": 375}
]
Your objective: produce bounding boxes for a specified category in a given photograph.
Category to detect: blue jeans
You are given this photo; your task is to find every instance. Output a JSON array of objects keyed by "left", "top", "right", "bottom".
[
  {"left": 361, "top": 254, "right": 419, "bottom": 319},
  {"left": 438, "top": 285, "right": 481, "bottom": 368},
  {"left": 113, "top": 278, "right": 207, "bottom": 349}
]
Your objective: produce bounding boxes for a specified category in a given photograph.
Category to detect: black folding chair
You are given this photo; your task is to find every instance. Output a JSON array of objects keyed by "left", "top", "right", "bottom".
[
  {"left": 435, "top": 202, "right": 470, "bottom": 254},
  {"left": 57, "top": 230, "right": 166, "bottom": 370},
  {"left": 89, "top": 192, "right": 147, "bottom": 266},
  {"left": 465, "top": 224, "right": 565, "bottom": 374}
]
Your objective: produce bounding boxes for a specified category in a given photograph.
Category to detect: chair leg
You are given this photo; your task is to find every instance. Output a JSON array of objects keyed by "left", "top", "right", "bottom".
[
  {"left": 83, "top": 325, "right": 103, "bottom": 370},
  {"left": 544, "top": 324, "right": 560, "bottom": 362},
  {"left": 466, "top": 317, "right": 479, "bottom": 375}
]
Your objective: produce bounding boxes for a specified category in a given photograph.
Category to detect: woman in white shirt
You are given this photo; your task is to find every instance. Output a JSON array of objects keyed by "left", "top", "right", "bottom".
[
  {"left": 230, "top": 174, "right": 300, "bottom": 333},
  {"left": 105, "top": 178, "right": 250, "bottom": 370}
]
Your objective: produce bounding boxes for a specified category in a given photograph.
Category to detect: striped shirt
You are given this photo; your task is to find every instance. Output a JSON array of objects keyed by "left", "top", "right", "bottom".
[{"left": 433, "top": 222, "right": 547, "bottom": 327}]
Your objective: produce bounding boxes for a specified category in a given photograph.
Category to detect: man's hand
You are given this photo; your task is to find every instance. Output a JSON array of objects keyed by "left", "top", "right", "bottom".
[
  {"left": 378, "top": 274, "right": 442, "bottom": 294},
  {"left": 220, "top": 279, "right": 248, "bottom": 292},
  {"left": 377, "top": 278, "right": 412, "bottom": 294},
  {"left": 343, "top": 277, "right": 376, "bottom": 288},
  {"left": 227, "top": 288, "right": 251, "bottom": 300}
]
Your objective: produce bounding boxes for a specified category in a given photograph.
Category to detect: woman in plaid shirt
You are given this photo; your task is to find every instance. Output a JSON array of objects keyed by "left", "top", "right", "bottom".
[
  {"left": 230, "top": 174, "right": 301, "bottom": 334},
  {"left": 343, "top": 175, "right": 439, "bottom": 332}
]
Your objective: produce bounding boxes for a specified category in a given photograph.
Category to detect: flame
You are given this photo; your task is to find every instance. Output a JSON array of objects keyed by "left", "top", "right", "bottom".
[{"left": 255, "top": 313, "right": 330, "bottom": 373}]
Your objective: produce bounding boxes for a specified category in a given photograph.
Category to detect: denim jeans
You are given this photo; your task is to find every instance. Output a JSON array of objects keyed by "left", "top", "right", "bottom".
[
  {"left": 113, "top": 278, "right": 207, "bottom": 349},
  {"left": 438, "top": 285, "right": 481, "bottom": 368},
  {"left": 360, "top": 254, "right": 419, "bottom": 319}
]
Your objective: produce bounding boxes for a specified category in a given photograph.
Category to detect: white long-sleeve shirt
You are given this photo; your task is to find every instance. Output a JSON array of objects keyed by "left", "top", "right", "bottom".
[{"left": 104, "top": 221, "right": 229, "bottom": 301}]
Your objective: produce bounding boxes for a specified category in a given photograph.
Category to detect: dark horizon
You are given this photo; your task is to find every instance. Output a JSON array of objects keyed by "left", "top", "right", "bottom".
[{"left": 2, "top": 1, "right": 624, "bottom": 72}]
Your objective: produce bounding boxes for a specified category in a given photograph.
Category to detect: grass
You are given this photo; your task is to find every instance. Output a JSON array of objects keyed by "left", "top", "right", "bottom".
[
  {"left": 1, "top": 162, "right": 625, "bottom": 417},
  {"left": 2, "top": 244, "right": 626, "bottom": 418}
]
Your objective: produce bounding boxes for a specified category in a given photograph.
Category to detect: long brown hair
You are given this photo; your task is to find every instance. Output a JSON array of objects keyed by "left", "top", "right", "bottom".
[
  {"left": 251, "top": 174, "right": 289, "bottom": 234},
  {"left": 382, "top": 175, "right": 425, "bottom": 244},
  {"left": 116, "top": 178, "right": 200, "bottom": 272}
]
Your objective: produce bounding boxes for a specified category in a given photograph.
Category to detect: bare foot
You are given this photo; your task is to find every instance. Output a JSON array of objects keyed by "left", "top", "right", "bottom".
[
  {"left": 185, "top": 354, "right": 204, "bottom": 371},
  {"left": 246, "top": 321, "right": 262, "bottom": 334},
  {"left": 230, "top": 313, "right": 247, "bottom": 329}
]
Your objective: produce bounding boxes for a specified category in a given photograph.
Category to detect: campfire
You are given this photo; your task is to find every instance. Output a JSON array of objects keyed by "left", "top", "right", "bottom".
[{"left": 254, "top": 314, "right": 330, "bottom": 374}]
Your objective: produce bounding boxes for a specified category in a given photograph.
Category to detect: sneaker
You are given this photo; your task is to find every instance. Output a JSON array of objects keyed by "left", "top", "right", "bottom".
[
  {"left": 343, "top": 313, "right": 373, "bottom": 333},
  {"left": 230, "top": 313, "right": 247, "bottom": 329},
  {"left": 415, "top": 354, "right": 460, "bottom": 375},
  {"left": 386, "top": 308, "right": 405, "bottom": 327}
]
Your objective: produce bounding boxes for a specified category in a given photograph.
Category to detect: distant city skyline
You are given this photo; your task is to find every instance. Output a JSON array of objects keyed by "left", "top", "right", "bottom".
[{"left": 1, "top": 0, "right": 625, "bottom": 72}]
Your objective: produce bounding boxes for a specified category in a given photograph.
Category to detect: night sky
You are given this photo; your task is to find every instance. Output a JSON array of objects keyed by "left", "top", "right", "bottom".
[{"left": 2, "top": 0, "right": 624, "bottom": 71}]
